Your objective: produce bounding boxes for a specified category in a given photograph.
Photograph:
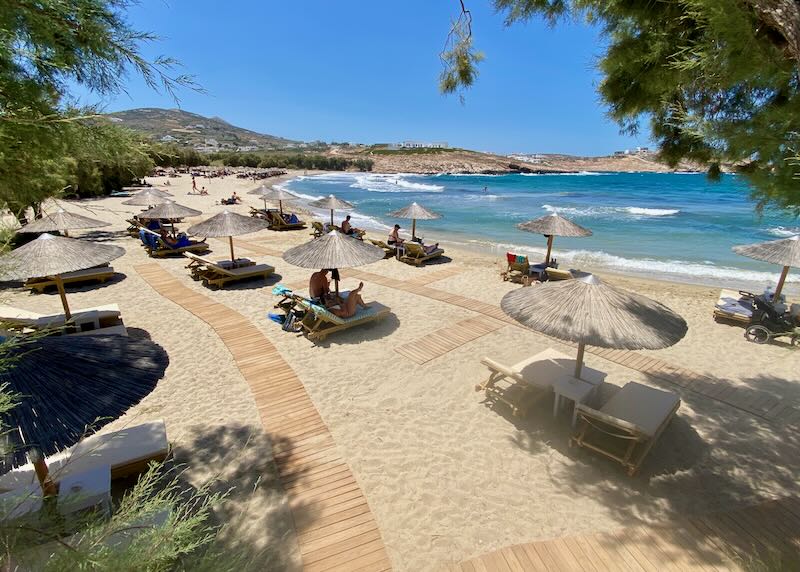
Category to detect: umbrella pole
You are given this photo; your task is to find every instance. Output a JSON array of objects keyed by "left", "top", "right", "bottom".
[
  {"left": 54, "top": 276, "right": 72, "bottom": 320},
  {"left": 263, "top": 198, "right": 268, "bottom": 212},
  {"left": 279, "top": 200, "right": 284, "bottom": 215},
  {"left": 574, "top": 342, "right": 585, "bottom": 379},
  {"left": 229, "top": 236, "right": 236, "bottom": 262},
  {"left": 330, "top": 210, "right": 334, "bottom": 226},
  {"left": 545, "top": 235, "right": 554, "bottom": 266},
  {"left": 774, "top": 265, "right": 790, "bottom": 299},
  {"left": 412, "top": 219, "right": 417, "bottom": 240},
  {"left": 63, "top": 230, "right": 70, "bottom": 238}
]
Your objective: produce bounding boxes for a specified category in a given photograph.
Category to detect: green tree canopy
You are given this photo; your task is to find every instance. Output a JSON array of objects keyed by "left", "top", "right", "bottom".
[{"left": 443, "top": 0, "right": 800, "bottom": 212}]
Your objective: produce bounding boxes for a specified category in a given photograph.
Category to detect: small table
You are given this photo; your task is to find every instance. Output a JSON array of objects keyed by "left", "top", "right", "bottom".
[
  {"left": 57, "top": 464, "right": 111, "bottom": 521},
  {"left": 552, "top": 375, "right": 596, "bottom": 427}
]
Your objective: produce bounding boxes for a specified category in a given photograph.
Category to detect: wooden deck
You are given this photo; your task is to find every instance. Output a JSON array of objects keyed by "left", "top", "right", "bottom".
[
  {"left": 406, "top": 266, "right": 464, "bottom": 286},
  {"left": 135, "top": 263, "right": 392, "bottom": 572},
  {"left": 450, "top": 496, "right": 800, "bottom": 571},
  {"left": 395, "top": 315, "right": 506, "bottom": 364}
]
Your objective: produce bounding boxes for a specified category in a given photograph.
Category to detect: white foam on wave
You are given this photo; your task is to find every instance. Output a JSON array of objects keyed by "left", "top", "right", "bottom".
[
  {"left": 766, "top": 226, "right": 800, "bottom": 238},
  {"left": 542, "top": 204, "right": 680, "bottom": 218},
  {"left": 349, "top": 173, "right": 445, "bottom": 193}
]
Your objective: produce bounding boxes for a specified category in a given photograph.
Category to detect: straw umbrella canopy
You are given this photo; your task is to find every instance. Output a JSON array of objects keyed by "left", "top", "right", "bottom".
[
  {"left": 283, "top": 231, "right": 384, "bottom": 294},
  {"left": 308, "top": 195, "right": 354, "bottom": 226},
  {"left": 517, "top": 213, "right": 593, "bottom": 265},
  {"left": 0, "top": 233, "right": 124, "bottom": 320},
  {"left": 121, "top": 189, "right": 173, "bottom": 207},
  {"left": 187, "top": 210, "right": 269, "bottom": 261},
  {"left": 248, "top": 185, "right": 298, "bottom": 214},
  {"left": 122, "top": 186, "right": 172, "bottom": 195},
  {"left": 501, "top": 273, "right": 687, "bottom": 379},
  {"left": 138, "top": 201, "right": 202, "bottom": 221},
  {"left": 18, "top": 208, "right": 110, "bottom": 238},
  {"left": 387, "top": 202, "right": 441, "bottom": 240},
  {"left": 733, "top": 235, "right": 800, "bottom": 299},
  {"left": 0, "top": 334, "right": 168, "bottom": 468}
]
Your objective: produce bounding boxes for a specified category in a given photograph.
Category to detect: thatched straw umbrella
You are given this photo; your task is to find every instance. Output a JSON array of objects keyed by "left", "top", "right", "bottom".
[
  {"left": 0, "top": 334, "right": 167, "bottom": 468},
  {"left": 733, "top": 235, "right": 800, "bottom": 299},
  {"left": 283, "top": 231, "right": 384, "bottom": 295},
  {"left": 308, "top": 195, "right": 354, "bottom": 226},
  {"left": 248, "top": 185, "right": 298, "bottom": 214},
  {"left": 387, "top": 202, "right": 441, "bottom": 240},
  {"left": 517, "top": 213, "right": 592, "bottom": 265},
  {"left": 121, "top": 189, "right": 172, "bottom": 207},
  {"left": 18, "top": 208, "right": 110, "bottom": 238},
  {"left": 187, "top": 210, "right": 269, "bottom": 261},
  {"left": 501, "top": 273, "right": 687, "bottom": 379},
  {"left": 138, "top": 200, "right": 202, "bottom": 221},
  {"left": 0, "top": 234, "right": 124, "bottom": 320},
  {"left": 122, "top": 186, "right": 172, "bottom": 195}
]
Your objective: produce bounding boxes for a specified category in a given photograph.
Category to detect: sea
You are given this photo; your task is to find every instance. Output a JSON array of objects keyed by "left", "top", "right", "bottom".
[{"left": 280, "top": 171, "right": 800, "bottom": 293}]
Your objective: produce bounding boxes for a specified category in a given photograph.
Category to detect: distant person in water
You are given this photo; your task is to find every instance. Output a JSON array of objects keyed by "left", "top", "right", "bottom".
[
  {"left": 388, "top": 224, "right": 404, "bottom": 246},
  {"left": 483, "top": 186, "right": 488, "bottom": 192}
]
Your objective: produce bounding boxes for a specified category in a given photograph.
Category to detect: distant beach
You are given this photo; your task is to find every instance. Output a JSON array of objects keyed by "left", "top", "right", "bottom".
[{"left": 281, "top": 171, "right": 800, "bottom": 295}]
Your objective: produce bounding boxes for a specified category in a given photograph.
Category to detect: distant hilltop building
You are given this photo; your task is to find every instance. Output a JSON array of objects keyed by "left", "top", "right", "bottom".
[
  {"left": 509, "top": 153, "right": 544, "bottom": 164},
  {"left": 391, "top": 141, "right": 448, "bottom": 149},
  {"left": 614, "top": 147, "right": 651, "bottom": 156}
]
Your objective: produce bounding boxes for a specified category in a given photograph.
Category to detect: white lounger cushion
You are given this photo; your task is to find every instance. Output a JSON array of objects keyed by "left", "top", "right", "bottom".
[
  {"left": 485, "top": 348, "right": 606, "bottom": 388},
  {"left": 0, "top": 420, "right": 167, "bottom": 490},
  {"left": 0, "top": 483, "right": 43, "bottom": 521},
  {"left": 715, "top": 289, "right": 753, "bottom": 317},
  {"left": 0, "top": 304, "right": 121, "bottom": 327},
  {"left": 599, "top": 382, "right": 680, "bottom": 437}
]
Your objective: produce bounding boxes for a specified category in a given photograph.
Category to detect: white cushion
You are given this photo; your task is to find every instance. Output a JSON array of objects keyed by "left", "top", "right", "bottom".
[
  {"left": 600, "top": 382, "right": 679, "bottom": 437},
  {"left": 0, "top": 483, "right": 42, "bottom": 521},
  {"left": 715, "top": 289, "right": 753, "bottom": 318}
]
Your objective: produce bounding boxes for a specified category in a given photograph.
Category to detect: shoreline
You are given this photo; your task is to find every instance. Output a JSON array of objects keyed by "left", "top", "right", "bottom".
[{"left": 277, "top": 171, "right": 799, "bottom": 297}]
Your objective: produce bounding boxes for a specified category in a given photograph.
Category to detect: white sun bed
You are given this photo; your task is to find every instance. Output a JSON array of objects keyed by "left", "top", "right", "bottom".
[
  {"left": 713, "top": 289, "right": 753, "bottom": 324},
  {"left": 0, "top": 420, "right": 169, "bottom": 491},
  {"left": 0, "top": 303, "right": 125, "bottom": 334}
]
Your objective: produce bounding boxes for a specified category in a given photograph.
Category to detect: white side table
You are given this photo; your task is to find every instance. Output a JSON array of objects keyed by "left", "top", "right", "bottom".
[
  {"left": 552, "top": 376, "right": 596, "bottom": 427},
  {"left": 58, "top": 463, "right": 111, "bottom": 521}
]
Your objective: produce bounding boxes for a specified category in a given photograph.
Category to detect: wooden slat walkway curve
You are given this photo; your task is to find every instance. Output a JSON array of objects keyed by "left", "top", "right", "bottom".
[
  {"left": 406, "top": 266, "right": 464, "bottom": 286},
  {"left": 395, "top": 315, "right": 507, "bottom": 364},
  {"left": 135, "top": 263, "right": 392, "bottom": 572},
  {"left": 231, "top": 238, "right": 800, "bottom": 426},
  {"left": 450, "top": 496, "right": 800, "bottom": 571}
]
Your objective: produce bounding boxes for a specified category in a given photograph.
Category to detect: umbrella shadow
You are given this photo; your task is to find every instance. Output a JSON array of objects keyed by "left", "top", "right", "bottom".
[
  {"left": 202, "top": 273, "right": 284, "bottom": 292},
  {"left": 414, "top": 255, "right": 453, "bottom": 266},
  {"left": 305, "top": 313, "right": 401, "bottom": 347},
  {"left": 81, "top": 230, "right": 129, "bottom": 243}
]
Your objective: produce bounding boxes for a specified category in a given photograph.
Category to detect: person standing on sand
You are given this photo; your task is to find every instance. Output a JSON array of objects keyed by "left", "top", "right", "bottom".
[{"left": 192, "top": 176, "right": 197, "bottom": 192}]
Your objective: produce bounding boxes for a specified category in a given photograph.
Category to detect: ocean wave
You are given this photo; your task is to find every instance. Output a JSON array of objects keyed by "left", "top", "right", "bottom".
[
  {"left": 766, "top": 226, "right": 800, "bottom": 238},
  {"left": 542, "top": 204, "right": 680, "bottom": 218},
  {"left": 349, "top": 174, "right": 445, "bottom": 193}
]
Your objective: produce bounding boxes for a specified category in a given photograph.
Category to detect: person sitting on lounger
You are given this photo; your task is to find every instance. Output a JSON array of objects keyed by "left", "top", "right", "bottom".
[
  {"left": 422, "top": 242, "right": 440, "bottom": 255},
  {"left": 309, "top": 269, "right": 341, "bottom": 306},
  {"left": 388, "top": 224, "right": 404, "bottom": 246},
  {"left": 329, "top": 281, "right": 369, "bottom": 318},
  {"left": 340, "top": 215, "right": 362, "bottom": 237},
  {"left": 160, "top": 229, "right": 179, "bottom": 248}
]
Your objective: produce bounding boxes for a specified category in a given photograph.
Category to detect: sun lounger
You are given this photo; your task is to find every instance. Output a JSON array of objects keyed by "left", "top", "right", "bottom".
[
  {"left": 0, "top": 420, "right": 169, "bottom": 491},
  {"left": 183, "top": 252, "right": 274, "bottom": 288},
  {"left": 139, "top": 227, "right": 209, "bottom": 257},
  {"left": 544, "top": 267, "right": 573, "bottom": 281},
  {"left": 571, "top": 382, "right": 680, "bottom": 476},
  {"left": 368, "top": 239, "right": 396, "bottom": 259},
  {"left": 24, "top": 265, "right": 116, "bottom": 293},
  {"left": 399, "top": 242, "right": 445, "bottom": 266},
  {"left": 713, "top": 289, "right": 754, "bottom": 324},
  {"left": 477, "top": 348, "right": 605, "bottom": 416},
  {"left": 501, "top": 252, "right": 531, "bottom": 285},
  {"left": 0, "top": 483, "right": 43, "bottom": 522},
  {"left": 267, "top": 210, "right": 306, "bottom": 231},
  {"left": 0, "top": 303, "right": 125, "bottom": 335},
  {"left": 288, "top": 295, "right": 390, "bottom": 341},
  {"left": 310, "top": 221, "right": 339, "bottom": 238}
]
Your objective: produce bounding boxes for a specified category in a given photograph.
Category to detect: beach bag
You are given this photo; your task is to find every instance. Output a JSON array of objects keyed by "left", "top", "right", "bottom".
[
  {"left": 282, "top": 311, "right": 301, "bottom": 332},
  {"left": 268, "top": 312, "right": 285, "bottom": 325}
]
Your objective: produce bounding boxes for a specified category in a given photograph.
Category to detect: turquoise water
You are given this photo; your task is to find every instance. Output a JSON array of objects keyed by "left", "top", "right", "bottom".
[{"left": 282, "top": 172, "right": 800, "bottom": 290}]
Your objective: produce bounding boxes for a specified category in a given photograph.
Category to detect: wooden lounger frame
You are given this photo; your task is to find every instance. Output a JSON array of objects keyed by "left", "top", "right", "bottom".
[
  {"left": 571, "top": 397, "right": 680, "bottom": 476},
  {"left": 266, "top": 210, "right": 306, "bottom": 231},
  {"left": 310, "top": 221, "right": 339, "bottom": 238},
  {"left": 284, "top": 294, "right": 390, "bottom": 341},
  {"left": 183, "top": 252, "right": 274, "bottom": 288},
  {"left": 399, "top": 242, "right": 445, "bottom": 266},
  {"left": 140, "top": 227, "right": 209, "bottom": 257},
  {"left": 501, "top": 255, "right": 531, "bottom": 286},
  {"left": 477, "top": 357, "right": 552, "bottom": 417},
  {"left": 25, "top": 265, "right": 115, "bottom": 293},
  {"left": 368, "top": 239, "right": 395, "bottom": 259}
]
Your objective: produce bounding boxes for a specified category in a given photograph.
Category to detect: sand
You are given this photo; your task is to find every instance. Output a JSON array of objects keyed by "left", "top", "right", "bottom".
[{"left": 3, "top": 171, "right": 799, "bottom": 571}]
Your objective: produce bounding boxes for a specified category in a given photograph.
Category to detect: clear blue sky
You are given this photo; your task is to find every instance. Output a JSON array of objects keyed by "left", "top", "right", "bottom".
[{"left": 80, "top": 1, "right": 652, "bottom": 156}]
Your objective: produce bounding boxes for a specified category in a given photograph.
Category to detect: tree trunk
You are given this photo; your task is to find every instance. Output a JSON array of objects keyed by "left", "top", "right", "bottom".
[{"left": 745, "top": 0, "right": 800, "bottom": 67}]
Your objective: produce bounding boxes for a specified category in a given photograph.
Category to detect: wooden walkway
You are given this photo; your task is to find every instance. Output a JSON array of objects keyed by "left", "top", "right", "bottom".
[
  {"left": 407, "top": 266, "right": 464, "bottom": 286},
  {"left": 135, "top": 263, "right": 392, "bottom": 572},
  {"left": 395, "top": 315, "right": 507, "bottom": 364},
  {"left": 451, "top": 496, "right": 800, "bottom": 571}
]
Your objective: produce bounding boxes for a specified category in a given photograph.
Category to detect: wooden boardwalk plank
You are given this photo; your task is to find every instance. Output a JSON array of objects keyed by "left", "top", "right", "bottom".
[{"left": 135, "top": 263, "right": 392, "bottom": 571}]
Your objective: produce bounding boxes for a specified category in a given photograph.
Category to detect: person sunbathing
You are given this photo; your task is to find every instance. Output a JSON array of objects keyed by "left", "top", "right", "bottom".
[
  {"left": 309, "top": 269, "right": 341, "bottom": 306},
  {"left": 340, "top": 215, "right": 362, "bottom": 237},
  {"left": 329, "top": 282, "right": 369, "bottom": 318},
  {"left": 159, "top": 229, "right": 179, "bottom": 248},
  {"left": 388, "top": 224, "right": 404, "bottom": 246}
]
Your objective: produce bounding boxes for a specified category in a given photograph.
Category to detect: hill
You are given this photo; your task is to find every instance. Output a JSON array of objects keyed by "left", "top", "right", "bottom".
[{"left": 106, "top": 108, "right": 298, "bottom": 151}]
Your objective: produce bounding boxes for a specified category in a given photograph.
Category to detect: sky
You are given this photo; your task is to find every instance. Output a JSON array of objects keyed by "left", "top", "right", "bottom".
[{"left": 77, "top": 1, "right": 653, "bottom": 156}]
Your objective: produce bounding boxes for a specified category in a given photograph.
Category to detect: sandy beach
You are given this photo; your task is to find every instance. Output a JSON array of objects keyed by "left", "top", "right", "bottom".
[{"left": 4, "top": 171, "right": 800, "bottom": 571}]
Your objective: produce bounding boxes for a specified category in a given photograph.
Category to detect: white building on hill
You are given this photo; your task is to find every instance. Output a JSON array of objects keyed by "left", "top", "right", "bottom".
[{"left": 391, "top": 141, "right": 448, "bottom": 149}]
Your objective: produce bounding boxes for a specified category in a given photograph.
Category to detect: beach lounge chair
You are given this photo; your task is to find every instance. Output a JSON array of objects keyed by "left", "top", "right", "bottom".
[
  {"left": 477, "top": 348, "right": 605, "bottom": 417},
  {"left": 571, "top": 382, "right": 680, "bottom": 476},
  {"left": 713, "top": 289, "right": 754, "bottom": 324},
  {"left": 310, "top": 221, "right": 339, "bottom": 238},
  {"left": 0, "top": 420, "right": 169, "bottom": 491},
  {"left": 544, "top": 267, "right": 573, "bottom": 281},
  {"left": 399, "top": 242, "right": 445, "bottom": 266},
  {"left": 368, "top": 239, "right": 396, "bottom": 259},
  {"left": 140, "top": 227, "right": 209, "bottom": 258},
  {"left": 286, "top": 294, "right": 390, "bottom": 341},
  {"left": 24, "top": 265, "right": 116, "bottom": 294},
  {"left": 0, "top": 304, "right": 126, "bottom": 336},
  {"left": 501, "top": 252, "right": 531, "bottom": 285},
  {"left": 267, "top": 210, "right": 306, "bottom": 231},
  {"left": 182, "top": 252, "right": 274, "bottom": 288}
]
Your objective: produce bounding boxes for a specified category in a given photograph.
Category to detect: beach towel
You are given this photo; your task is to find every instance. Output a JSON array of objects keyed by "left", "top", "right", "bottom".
[
  {"left": 516, "top": 255, "right": 526, "bottom": 264},
  {"left": 288, "top": 214, "right": 299, "bottom": 223},
  {"left": 272, "top": 284, "right": 292, "bottom": 296},
  {"left": 268, "top": 312, "right": 285, "bottom": 324}
]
